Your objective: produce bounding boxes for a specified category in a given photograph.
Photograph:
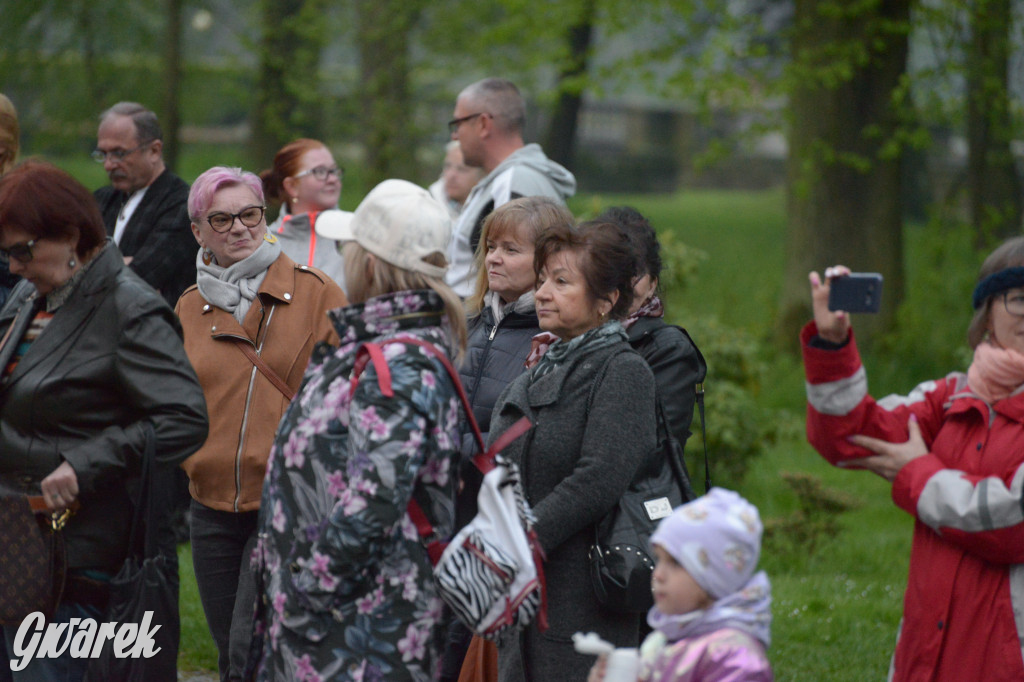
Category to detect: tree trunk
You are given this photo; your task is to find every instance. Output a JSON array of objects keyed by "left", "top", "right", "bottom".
[
  {"left": 776, "top": 0, "right": 912, "bottom": 349},
  {"left": 252, "top": 0, "right": 326, "bottom": 167},
  {"left": 543, "top": 0, "right": 597, "bottom": 169},
  {"left": 966, "top": 0, "right": 1021, "bottom": 248},
  {"left": 354, "top": 0, "right": 421, "bottom": 186},
  {"left": 162, "top": 0, "right": 183, "bottom": 174}
]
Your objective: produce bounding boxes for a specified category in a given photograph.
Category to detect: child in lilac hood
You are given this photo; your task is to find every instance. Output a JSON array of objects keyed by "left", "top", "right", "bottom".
[{"left": 590, "top": 488, "right": 773, "bottom": 682}]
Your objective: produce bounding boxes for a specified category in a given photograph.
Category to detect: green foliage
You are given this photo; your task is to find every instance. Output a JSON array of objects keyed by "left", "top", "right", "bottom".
[
  {"left": 683, "top": 317, "right": 802, "bottom": 486},
  {"left": 764, "top": 472, "right": 860, "bottom": 554},
  {"left": 874, "top": 215, "right": 981, "bottom": 394}
]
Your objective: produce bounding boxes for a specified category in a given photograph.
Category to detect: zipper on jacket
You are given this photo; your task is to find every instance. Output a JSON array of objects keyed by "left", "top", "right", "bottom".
[
  {"left": 233, "top": 304, "right": 276, "bottom": 512},
  {"left": 468, "top": 320, "right": 502, "bottom": 410}
]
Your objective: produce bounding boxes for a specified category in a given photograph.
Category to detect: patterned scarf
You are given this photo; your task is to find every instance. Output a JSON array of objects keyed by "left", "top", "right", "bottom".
[
  {"left": 966, "top": 341, "right": 1024, "bottom": 404},
  {"left": 621, "top": 294, "right": 665, "bottom": 331},
  {"left": 529, "top": 320, "right": 626, "bottom": 379}
]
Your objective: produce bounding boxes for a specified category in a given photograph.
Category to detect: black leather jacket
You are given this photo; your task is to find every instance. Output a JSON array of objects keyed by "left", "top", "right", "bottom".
[
  {"left": 0, "top": 243, "right": 208, "bottom": 570},
  {"left": 626, "top": 316, "right": 706, "bottom": 452}
]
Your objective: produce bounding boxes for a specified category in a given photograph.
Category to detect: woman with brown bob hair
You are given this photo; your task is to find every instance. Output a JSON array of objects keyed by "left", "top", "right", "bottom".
[
  {"left": 488, "top": 219, "right": 658, "bottom": 681},
  {"left": 0, "top": 161, "right": 208, "bottom": 682},
  {"left": 802, "top": 236, "right": 1024, "bottom": 681}
]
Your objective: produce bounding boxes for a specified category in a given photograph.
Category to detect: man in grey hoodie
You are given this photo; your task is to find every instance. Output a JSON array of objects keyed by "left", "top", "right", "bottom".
[{"left": 445, "top": 78, "right": 577, "bottom": 298}]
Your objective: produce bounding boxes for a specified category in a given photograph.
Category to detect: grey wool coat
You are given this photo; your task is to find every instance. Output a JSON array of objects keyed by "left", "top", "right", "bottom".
[{"left": 489, "top": 339, "right": 657, "bottom": 682}]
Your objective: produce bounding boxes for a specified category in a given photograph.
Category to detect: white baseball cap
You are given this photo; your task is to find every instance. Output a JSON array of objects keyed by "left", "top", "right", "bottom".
[{"left": 315, "top": 179, "right": 451, "bottom": 279}]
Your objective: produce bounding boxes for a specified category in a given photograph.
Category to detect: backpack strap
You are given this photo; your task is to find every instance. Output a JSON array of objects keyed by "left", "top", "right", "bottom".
[
  {"left": 666, "top": 325, "right": 710, "bottom": 493},
  {"left": 350, "top": 336, "right": 532, "bottom": 563}
]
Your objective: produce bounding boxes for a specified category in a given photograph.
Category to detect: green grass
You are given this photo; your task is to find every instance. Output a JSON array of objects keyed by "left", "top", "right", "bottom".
[{"left": 177, "top": 543, "right": 219, "bottom": 673}]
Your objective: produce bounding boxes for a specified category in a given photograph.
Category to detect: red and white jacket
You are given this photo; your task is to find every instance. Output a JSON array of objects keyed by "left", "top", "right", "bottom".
[{"left": 802, "top": 322, "right": 1024, "bottom": 682}]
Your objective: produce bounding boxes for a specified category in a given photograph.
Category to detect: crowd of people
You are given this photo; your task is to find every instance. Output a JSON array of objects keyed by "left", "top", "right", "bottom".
[{"left": 6, "top": 70, "right": 1024, "bottom": 682}]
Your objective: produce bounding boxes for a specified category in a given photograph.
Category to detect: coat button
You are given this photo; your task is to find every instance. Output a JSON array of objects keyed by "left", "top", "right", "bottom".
[
  {"left": 977, "top": 443, "right": 983, "bottom": 451},
  {"left": 300, "top": 265, "right": 308, "bottom": 270},
  {"left": 212, "top": 326, "right": 217, "bottom": 332},
  {"left": 937, "top": 621, "right": 943, "bottom": 630},
  {"left": 284, "top": 293, "right": 292, "bottom": 300},
  {"left": 202, "top": 304, "right": 210, "bottom": 312}
]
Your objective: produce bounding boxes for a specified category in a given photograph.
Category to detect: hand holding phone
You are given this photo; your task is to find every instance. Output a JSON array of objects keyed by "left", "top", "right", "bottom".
[{"left": 828, "top": 273, "right": 883, "bottom": 314}]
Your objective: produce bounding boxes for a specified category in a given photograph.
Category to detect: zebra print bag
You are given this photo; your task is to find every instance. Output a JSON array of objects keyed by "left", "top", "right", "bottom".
[
  {"left": 351, "top": 338, "right": 546, "bottom": 639},
  {"left": 433, "top": 433, "right": 546, "bottom": 639}
]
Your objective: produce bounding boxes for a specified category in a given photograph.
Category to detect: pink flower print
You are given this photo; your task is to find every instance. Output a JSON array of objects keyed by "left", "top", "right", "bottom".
[
  {"left": 294, "top": 654, "right": 320, "bottom": 681},
  {"left": 419, "top": 456, "right": 448, "bottom": 485},
  {"left": 401, "top": 567, "right": 419, "bottom": 601},
  {"left": 424, "top": 595, "right": 444, "bottom": 622},
  {"left": 383, "top": 342, "right": 404, "bottom": 361},
  {"left": 357, "top": 406, "right": 389, "bottom": 439},
  {"left": 400, "top": 428, "right": 425, "bottom": 457},
  {"left": 305, "top": 552, "right": 339, "bottom": 591},
  {"left": 272, "top": 500, "right": 287, "bottom": 533},
  {"left": 327, "top": 471, "right": 347, "bottom": 498},
  {"left": 353, "top": 478, "right": 378, "bottom": 497},
  {"left": 273, "top": 592, "right": 287, "bottom": 616},
  {"left": 337, "top": 487, "right": 367, "bottom": 515},
  {"left": 421, "top": 371, "right": 436, "bottom": 389},
  {"left": 356, "top": 586, "right": 385, "bottom": 614},
  {"left": 283, "top": 429, "right": 308, "bottom": 469},
  {"left": 397, "top": 623, "right": 428, "bottom": 662}
]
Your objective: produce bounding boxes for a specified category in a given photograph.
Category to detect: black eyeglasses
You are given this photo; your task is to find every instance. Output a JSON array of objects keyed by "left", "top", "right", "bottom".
[
  {"left": 205, "top": 206, "right": 266, "bottom": 233},
  {"left": 293, "top": 166, "right": 343, "bottom": 181},
  {"left": 0, "top": 239, "right": 36, "bottom": 265},
  {"left": 447, "top": 112, "right": 485, "bottom": 134},
  {"left": 1003, "top": 291, "right": 1024, "bottom": 317},
  {"left": 90, "top": 142, "right": 150, "bottom": 163}
]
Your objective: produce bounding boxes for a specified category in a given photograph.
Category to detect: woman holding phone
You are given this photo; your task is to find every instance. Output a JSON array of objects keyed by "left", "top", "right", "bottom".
[{"left": 802, "top": 237, "right": 1024, "bottom": 681}]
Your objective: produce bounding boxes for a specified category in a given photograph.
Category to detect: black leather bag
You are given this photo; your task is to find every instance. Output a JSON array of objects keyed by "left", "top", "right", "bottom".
[
  {"left": 589, "top": 401, "right": 698, "bottom": 613},
  {"left": 89, "top": 424, "right": 179, "bottom": 682}
]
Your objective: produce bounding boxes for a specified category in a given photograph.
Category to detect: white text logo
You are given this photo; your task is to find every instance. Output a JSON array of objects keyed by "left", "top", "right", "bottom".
[{"left": 10, "top": 611, "right": 162, "bottom": 671}]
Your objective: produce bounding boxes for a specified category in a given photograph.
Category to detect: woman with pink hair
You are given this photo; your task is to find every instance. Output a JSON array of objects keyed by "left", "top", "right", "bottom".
[{"left": 176, "top": 166, "right": 347, "bottom": 682}]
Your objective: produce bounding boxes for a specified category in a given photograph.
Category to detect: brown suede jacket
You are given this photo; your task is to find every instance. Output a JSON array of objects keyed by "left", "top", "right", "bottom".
[{"left": 176, "top": 254, "right": 347, "bottom": 512}]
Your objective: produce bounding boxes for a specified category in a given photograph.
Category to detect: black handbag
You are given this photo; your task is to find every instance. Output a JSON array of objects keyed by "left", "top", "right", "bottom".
[
  {"left": 588, "top": 399, "right": 701, "bottom": 613},
  {"left": 88, "top": 424, "right": 180, "bottom": 682}
]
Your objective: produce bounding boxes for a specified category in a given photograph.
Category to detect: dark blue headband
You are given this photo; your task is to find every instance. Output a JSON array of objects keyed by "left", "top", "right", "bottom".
[{"left": 972, "top": 266, "right": 1024, "bottom": 309}]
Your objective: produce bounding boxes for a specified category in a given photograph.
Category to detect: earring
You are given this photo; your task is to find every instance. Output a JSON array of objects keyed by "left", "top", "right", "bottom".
[
  {"left": 202, "top": 247, "right": 214, "bottom": 266},
  {"left": 68, "top": 257, "right": 77, "bottom": 268}
]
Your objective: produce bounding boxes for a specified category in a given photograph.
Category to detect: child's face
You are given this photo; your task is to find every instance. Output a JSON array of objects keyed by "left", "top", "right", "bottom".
[{"left": 651, "top": 544, "right": 713, "bottom": 615}]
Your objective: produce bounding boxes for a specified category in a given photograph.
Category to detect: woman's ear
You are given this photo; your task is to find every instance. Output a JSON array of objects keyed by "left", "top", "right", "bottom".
[
  {"left": 604, "top": 290, "right": 620, "bottom": 315},
  {"left": 190, "top": 223, "right": 203, "bottom": 247},
  {"left": 282, "top": 176, "right": 298, "bottom": 203}
]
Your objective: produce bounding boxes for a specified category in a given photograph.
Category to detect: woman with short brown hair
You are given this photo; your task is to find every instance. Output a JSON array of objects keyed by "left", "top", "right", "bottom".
[{"left": 489, "top": 219, "right": 658, "bottom": 681}]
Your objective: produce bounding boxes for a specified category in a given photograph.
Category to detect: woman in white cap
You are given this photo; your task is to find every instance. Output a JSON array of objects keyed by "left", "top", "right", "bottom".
[{"left": 251, "top": 179, "right": 468, "bottom": 681}]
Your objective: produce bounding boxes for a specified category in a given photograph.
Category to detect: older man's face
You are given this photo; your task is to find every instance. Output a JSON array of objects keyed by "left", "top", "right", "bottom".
[{"left": 96, "top": 115, "right": 162, "bottom": 193}]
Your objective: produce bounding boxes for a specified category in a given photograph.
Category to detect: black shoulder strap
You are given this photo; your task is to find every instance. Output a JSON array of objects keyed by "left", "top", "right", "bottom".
[{"left": 668, "top": 324, "right": 710, "bottom": 493}]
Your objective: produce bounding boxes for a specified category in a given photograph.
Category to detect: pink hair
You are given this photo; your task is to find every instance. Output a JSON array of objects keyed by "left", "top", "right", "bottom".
[{"left": 188, "top": 166, "right": 265, "bottom": 222}]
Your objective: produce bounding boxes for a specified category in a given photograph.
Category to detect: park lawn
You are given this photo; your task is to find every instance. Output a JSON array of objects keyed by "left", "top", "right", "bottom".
[{"left": 156, "top": 184, "right": 929, "bottom": 678}]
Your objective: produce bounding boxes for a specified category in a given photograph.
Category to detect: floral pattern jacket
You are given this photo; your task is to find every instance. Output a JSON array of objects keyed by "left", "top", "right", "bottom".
[{"left": 252, "top": 290, "right": 461, "bottom": 682}]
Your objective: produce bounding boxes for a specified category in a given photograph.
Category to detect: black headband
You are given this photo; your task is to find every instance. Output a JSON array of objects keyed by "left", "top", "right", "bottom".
[{"left": 972, "top": 266, "right": 1024, "bottom": 309}]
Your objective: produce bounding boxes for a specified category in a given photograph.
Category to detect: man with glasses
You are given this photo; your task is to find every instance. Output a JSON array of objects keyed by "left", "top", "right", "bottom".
[
  {"left": 93, "top": 102, "right": 196, "bottom": 307},
  {"left": 445, "top": 78, "right": 576, "bottom": 298}
]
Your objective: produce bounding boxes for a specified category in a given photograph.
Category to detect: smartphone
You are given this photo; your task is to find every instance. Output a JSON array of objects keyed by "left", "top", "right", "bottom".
[{"left": 828, "top": 273, "right": 883, "bottom": 313}]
